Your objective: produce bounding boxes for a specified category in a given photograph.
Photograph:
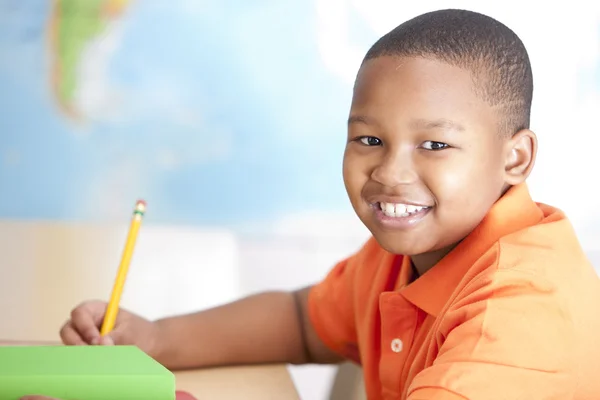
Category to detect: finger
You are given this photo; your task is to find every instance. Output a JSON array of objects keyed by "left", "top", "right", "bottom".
[
  {"left": 69, "top": 301, "right": 107, "bottom": 343},
  {"left": 98, "top": 335, "right": 115, "bottom": 345},
  {"left": 59, "top": 320, "right": 86, "bottom": 345},
  {"left": 78, "top": 300, "right": 111, "bottom": 324}
]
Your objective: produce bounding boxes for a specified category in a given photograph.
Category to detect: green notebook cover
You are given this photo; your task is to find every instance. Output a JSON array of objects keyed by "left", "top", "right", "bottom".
[{"left": 0, "top": 345, "right": 175, "bottom": 400}]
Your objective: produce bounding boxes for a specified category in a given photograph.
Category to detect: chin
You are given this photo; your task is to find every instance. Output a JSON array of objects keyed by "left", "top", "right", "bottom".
[{"left": 369, "top": 230, "right": 434, "bottom": 256}]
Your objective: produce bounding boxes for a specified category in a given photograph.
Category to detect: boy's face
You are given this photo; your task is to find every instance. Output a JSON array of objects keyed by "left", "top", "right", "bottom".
[{"left": 343, "top": 56, "right": 524, "bottom": 263}]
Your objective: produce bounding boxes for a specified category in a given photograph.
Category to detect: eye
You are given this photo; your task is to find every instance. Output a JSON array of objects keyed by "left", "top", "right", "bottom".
[
  {"left": 358, "top": 136, "right": 382, "bottom": 146},
  {"left": 421, "top": 141, "right": 449, "bottom": 151}
]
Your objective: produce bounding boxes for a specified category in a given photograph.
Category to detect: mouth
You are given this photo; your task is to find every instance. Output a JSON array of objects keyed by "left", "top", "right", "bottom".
[
  {"left": 368, "top": 201, "right": 432, "bottom": 230},
  {"left": 375, "top": 201, "right": 431, "bottom": 218}
]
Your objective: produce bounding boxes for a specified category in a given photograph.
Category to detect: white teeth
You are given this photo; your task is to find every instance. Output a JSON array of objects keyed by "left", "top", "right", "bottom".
[
  {"left": 379, "top": 202, "right": 427, "bottom": 218},
  {"left": 394, "top": 204, "right": 406, "bottom": 215},
  {"left": 384, "top": 202, "right": 394, "bottom": 215}
]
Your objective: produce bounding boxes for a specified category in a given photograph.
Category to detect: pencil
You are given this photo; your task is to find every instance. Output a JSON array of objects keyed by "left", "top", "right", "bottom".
[{"left": 100, "top": 199, "right": 146, "bottom": 336}]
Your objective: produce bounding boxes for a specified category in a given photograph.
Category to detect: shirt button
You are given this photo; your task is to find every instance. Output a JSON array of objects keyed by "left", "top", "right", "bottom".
[{"left": 391, "top": 338, "right": 403, "bottom": 353}]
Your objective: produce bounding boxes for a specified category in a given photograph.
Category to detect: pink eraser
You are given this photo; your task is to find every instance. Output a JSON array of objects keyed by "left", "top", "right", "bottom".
[{"left": 176, "top": 390, "right": 198, "bottom": 400}]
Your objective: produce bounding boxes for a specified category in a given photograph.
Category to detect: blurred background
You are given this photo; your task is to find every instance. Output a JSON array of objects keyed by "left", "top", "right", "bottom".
[{"left": 0, "top": 0, "right": 599, "bottom": 398}]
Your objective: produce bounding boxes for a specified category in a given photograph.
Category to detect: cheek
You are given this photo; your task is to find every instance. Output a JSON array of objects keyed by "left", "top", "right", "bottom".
[
  {"left": 342, "top": 153, "right": 368, "bottom": 201},
  {"left": 342, "top": 155, "right": 356, "bottom": 190},
  {"left": 427, "top": 152, "right": 504, "bottom": 208}
]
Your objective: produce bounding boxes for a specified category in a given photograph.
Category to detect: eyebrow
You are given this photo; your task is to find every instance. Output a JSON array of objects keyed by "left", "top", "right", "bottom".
[
  {"left": 410, "top": 118, "right": 465, "bottom": 132},
  {"left": 347, "top": 115, "right": 373, "bottom": 126},
  {"left": 347, "top": 116, "right": 465, "bottom": 132}
]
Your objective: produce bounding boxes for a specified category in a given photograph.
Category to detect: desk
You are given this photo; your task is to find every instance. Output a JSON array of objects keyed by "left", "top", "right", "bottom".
[{"left": 0, "top": 340, "right": 300, "bottom": 399}]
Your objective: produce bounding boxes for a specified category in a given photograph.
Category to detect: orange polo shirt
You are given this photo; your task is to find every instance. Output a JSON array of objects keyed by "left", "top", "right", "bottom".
[{"left": 308, "top": 183, "right": 600, "bottom": 399}]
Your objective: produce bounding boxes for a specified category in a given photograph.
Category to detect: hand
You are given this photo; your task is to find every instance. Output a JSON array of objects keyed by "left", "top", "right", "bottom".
[{"left": 59, "top": 300, "right": 164, "bottom": 359}]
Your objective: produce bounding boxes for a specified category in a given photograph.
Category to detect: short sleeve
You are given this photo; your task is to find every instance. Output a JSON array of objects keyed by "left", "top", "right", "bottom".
[
  {"left": 308, "top": 240, "right": 377, "bottom": 363},
  {"left": 407, "top": 268, "right": 577, "bottom": 400}
]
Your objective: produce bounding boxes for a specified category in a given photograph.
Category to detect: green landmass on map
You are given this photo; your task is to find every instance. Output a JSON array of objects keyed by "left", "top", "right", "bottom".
[
  {"left": 53, "top": 0, "right": 107, "bottom": 110},
  {"left": 50, "top": 0, "right": 130, "bottom": 118}
]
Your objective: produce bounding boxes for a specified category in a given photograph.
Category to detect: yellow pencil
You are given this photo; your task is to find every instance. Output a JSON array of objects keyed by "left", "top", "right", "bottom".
[{"left": 100, "top": 199, "right": 147, "bottom": 336}]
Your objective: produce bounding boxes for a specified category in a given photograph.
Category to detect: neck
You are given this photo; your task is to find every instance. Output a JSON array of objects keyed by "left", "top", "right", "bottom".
[{"left": 410, "top": 242, "right": 460, "bottom": 277}]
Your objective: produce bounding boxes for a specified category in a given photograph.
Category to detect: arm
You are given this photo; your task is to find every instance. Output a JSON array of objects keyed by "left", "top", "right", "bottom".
[{"left": 153, "top": 286, "right": 344, "bottom": 370}]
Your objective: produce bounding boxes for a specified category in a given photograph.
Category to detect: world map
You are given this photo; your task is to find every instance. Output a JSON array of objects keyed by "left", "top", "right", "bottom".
[{"left": 1, "top": 0, "right": 598, "bottom": 233}]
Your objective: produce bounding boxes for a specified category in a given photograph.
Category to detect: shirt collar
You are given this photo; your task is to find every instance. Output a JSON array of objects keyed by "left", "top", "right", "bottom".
[{"left": 399, "top": 183, "right": 545, "bottom": 317}]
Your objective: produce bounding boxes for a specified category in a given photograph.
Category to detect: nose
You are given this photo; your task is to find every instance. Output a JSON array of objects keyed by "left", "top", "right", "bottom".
[{"left": 370, "top": 151, "right": 417, "bottom": 187}]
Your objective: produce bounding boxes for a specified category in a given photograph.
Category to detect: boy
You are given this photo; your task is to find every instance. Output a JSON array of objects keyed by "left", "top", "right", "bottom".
[{"left": 22, "top": 9, "right": 600, "bottom": 400}]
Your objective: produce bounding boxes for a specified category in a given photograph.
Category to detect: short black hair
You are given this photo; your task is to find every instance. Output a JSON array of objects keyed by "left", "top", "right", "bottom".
[{"left": 363, "top": 9, "right": 533, "bottom": 137}]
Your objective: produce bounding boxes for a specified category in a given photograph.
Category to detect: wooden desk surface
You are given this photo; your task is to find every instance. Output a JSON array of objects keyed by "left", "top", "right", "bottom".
[
  {"left": 175, "top": 364, "right": 299, "bottom": 399},
  {"left": 0, "top": 340, "right": 300, "bottom": 399}
]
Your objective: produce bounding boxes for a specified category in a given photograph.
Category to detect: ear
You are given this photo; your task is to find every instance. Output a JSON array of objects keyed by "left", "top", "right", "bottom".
[{"left": 503, "top": 129, "right": 537, "bottom": 185}]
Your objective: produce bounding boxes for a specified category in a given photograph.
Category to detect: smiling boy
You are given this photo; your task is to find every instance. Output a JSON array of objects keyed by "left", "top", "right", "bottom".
[
  {"left": 307, "top": 8, "right": 600, "bottom": 397},
  {"left": 23, "top": 8, "right": 600, "bottom": 400},
  {"left": 307, "top": 10, "right": 600, "bottom": 398}
]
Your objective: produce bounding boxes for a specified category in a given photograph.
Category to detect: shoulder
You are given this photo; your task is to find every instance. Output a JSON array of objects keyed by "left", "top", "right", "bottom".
[
  {"left": 495, "top": 214, "right": 592, "bottom": 281},
  {"left": 464, "top": 210, "right": 590, "bottom": 291},
  {"left": 448, "top": 216, "right": 596, "bottom": 335}
]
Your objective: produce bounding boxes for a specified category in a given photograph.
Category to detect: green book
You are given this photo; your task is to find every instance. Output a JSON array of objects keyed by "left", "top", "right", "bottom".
[{"left": 0, "top": 345, "right": 175, "bottom": 400}]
